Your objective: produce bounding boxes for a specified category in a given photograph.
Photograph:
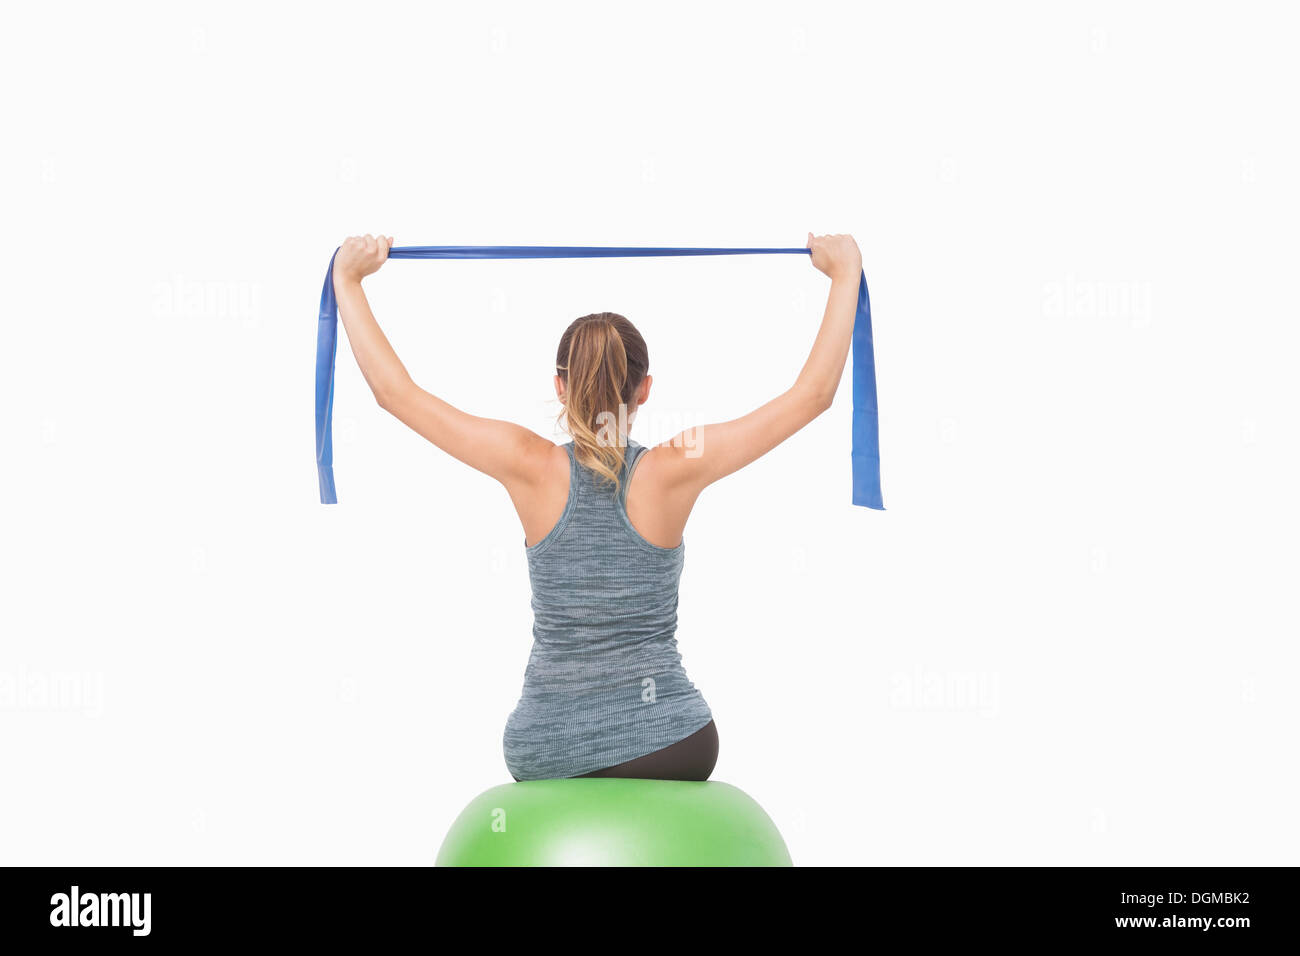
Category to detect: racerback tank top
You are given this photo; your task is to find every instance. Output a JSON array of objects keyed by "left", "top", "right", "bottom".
[{"left": 502, "top": 438, "right": 714, "bottom": 780}]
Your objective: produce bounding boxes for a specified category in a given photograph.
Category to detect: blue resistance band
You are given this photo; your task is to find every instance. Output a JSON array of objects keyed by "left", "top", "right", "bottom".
[{"left": 316, "top": 245, "right": 883, "bottom": 509}]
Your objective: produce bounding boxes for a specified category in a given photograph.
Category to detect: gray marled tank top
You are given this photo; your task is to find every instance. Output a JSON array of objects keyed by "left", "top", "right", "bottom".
[{"left": 503, "top": 438, "right": 713, "bottom": 780}]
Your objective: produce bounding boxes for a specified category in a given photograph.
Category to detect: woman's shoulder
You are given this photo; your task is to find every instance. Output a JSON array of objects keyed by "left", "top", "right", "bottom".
[
  {"left": 514, "top": 437, "right": 573, "bottom": 494},
  {"left": 621, "top": 439, "right": 695, "bottom": 549},
  {"left": 516, "top": 441, "right": 575, "bottom": 549},
  {"left": 627, "top": 437, "right": 691, "bottom": 476}
]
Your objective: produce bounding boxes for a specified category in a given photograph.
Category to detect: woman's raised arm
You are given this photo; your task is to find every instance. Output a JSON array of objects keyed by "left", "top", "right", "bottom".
[
  {"left": 645, "top": 232, "right": 863, "bottom": 499},
  {"left": 332, "top": 234, "right": 554, "bottom": 487}
]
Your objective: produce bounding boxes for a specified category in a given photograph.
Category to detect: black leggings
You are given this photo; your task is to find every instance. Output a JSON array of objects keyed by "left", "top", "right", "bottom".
[{"left": 513, "top": 720, "right": 719, "bottom": 782}]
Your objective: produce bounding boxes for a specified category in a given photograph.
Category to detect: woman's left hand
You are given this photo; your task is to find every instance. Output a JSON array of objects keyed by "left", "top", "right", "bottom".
[{"left": 334, "top": 234, "right": 394, "bottom": 283}]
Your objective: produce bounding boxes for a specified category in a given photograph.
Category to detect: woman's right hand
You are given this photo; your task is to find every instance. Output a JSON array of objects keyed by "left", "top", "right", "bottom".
[{"left": 807, "top": 232, "right": 862, "bottom": 282}]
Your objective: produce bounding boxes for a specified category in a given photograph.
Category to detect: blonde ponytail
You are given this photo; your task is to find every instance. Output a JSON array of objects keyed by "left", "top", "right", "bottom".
[{"left": 556, "top": 312, "right": 649, "bottom": 494}]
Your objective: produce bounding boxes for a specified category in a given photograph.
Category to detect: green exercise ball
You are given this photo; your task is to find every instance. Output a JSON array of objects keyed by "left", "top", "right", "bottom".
[{"left": 436, "top": 778, "right": 792, "bottom": 867}]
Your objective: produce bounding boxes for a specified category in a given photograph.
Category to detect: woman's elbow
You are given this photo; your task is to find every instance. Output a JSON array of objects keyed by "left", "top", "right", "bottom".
[
  {"left": 800, "top": 384, "right": 835, "bottom": 417},
  {"left": 373, "top": 377, "right": 411, "bottom": 414},
  {"left": 791, "top": 381, "right": 835, "bottom": 417}
]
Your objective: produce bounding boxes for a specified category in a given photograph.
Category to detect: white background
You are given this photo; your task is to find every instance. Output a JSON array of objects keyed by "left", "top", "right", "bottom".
[{"left": 2, "top": 1, "right": 1296, "bottom": 866}]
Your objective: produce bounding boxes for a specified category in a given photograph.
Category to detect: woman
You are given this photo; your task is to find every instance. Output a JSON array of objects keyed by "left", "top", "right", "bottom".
[{"left": 332, "top": 232, "right": 863, "bottom": 782}]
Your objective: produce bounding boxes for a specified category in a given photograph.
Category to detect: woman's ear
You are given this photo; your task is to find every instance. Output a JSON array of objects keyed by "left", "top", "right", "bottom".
[
  {"left": 554, "top": 374, "right": 566, "bottom": 404},
  {"left": 637, "top": 374, "right": 652, "bottom": 407}
]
